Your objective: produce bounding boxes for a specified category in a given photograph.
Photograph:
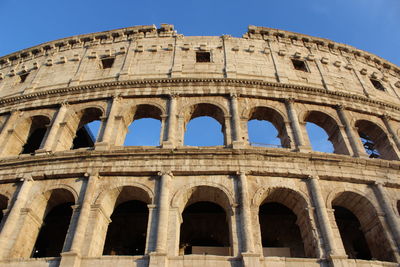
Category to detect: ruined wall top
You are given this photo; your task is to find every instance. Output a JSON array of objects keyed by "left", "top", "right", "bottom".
[{"left": 0, "top": 24, "right": 399, "bottom": 109}]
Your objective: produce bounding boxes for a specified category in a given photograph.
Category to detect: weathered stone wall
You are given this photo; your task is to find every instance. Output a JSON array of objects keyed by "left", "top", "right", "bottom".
[{"left": 0, "top": 25, "right": 398, "bottom": 267}]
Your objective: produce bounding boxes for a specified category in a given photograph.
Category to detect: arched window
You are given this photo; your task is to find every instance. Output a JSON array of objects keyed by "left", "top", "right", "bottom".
[
  {"left": 259, "top": 202, "right": 304, "bottom": 257},
  {"left": 355, "top": 120, "right": 398, "bottom": 160},
  {"left": 247, "top": 107, "right": 290, "bottom": 148},
  {"left": 32, "top": 202, "right": 73, "bottom": 257},
  {"left": 124, "top": 104, "right": 162, "bottom": 146},
  {"left": 332, "top": 191, "right": 395, "bottom": 262},
  {"left": 180, "top": 201, "right": 230, "bottom": 255},
  {"left": 72, "top": 108, "right": 102, "bottom": 149},
  {"left": 29, "top": 189, "right": 75, "bottom": 258},
  {"left": 258, "top": 188, "right": 317, "bottom": 258},
  {"left": 103, "top": 200, "right": 149, "bottom": 255},
  {"left": 183, "top": 104, "right": 225, "bottom": 146},
  {"left": 21, "top": 116, "right": 50, "bottom": 154},
  {"left": 304, "top": 111, "right": 349, "bottom": 155}
]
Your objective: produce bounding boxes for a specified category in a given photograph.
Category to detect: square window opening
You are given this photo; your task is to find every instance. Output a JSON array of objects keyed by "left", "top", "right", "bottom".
[
  {"left": 196, "top": 51, "right": 211, "bottom": 63},
  {"left": 19, "top": 72, "right": 29, "bottom": 83},
  {"left": 370, "top": 79, "right": 385, "bottom": 91},
  {"left": 101, "top": 57, "right": 115, "bottom": 69},
  {"left": 291, "top": 59, "right": 308, "bottom": 72}
]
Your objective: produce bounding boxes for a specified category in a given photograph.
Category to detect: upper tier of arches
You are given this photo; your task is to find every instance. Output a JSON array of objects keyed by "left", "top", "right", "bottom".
[{"left": 0, "top": 95, "right": 398, "bottom": 161}]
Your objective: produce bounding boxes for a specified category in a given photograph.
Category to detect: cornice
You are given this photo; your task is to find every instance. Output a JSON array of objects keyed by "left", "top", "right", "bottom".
[
  {"left": 0, "top": 148, "right": 398, "bottom": 185},
  {"left": 0, "top": 78, "right": 399, "bottom": 114}
]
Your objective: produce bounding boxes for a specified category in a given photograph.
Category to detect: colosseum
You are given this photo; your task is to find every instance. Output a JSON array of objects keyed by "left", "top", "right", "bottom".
[{"left": 0, "top": 24, "right": 399, "bottom": 267}]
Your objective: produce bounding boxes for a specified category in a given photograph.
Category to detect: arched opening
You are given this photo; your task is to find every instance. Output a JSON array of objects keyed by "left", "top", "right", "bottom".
[
  {"left": 248, "top": 107, "right": 290, "bottom": 148},
  {"left": 355, "top": 120, "right": 398, "bottom": 160},
  {"left": 124, "top": 104, "right": 162, "bottom": 146},
  {"left": 332, "top": 191, "right": 395, "bottom": 262},
  {"left": 180, "top": 201, "right": 230, "bottom": 255},
  {"left": 72, "top": 108, "right": 102, "bottom": 149},
  {"left": 0, "top": 194, "right": 8, "bottom": 225},
  {"left": 304, "top": 111, "right": 349, "bottom": 154},
  {"left": 32, "top": 202, "right": 73, "bottom": 258},
  {"left": 177, "top": 185, "right": 232, "bottom": 256},
  {"left": 31, "top": 189, "right": 75, "bottom": 258},
  {"left": 183, "top": 103, "right": 225, "bottom": 146},
  {"left": 333, "top": 206, "right": 371, "bottom": 260},
  {"left": 21, "top": 116, "right": 50, "bottom": 154},
  {"left": 101, "top": 186, "right": 151, "bottom": 256},
  {"left": 305, "top": 122, "right": 334, "bottom": 153},
  {"left": 103, "top": 200, "right": 149, "bottom": 255},
  {"left": 397, "top": 200, "right": 400, "bottom": 216},
  {"left": 258, "top": 188, "right": 317, "bottom": 258},
  {"left": 259, "top": 202, "right": 304, "bottom": 257}
]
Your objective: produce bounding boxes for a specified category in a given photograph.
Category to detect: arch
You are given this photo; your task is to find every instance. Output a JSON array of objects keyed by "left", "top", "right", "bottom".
[
  {"left": 95, "top": 184, "right": 153, "bottom": 218},
  {"left": 176, "top": 185, "right": 233, "bottom": 256},
  {"left": 181, "top": 100, "right": 229, "bottom": 121},
  {"left": 28, "top": 188, "right": 76, "bottom": 223},
  {"left": 355, "top": 120, "right": 398, "bottom": 160},
  {"left": 3, "top": 114, "right": 52, "bottom": 156},
  {"left": 171, "top": 182, "right": 235, "bottom": 214},
  {"left": 123, "top": 104, "right": 163, "bottom": 146},
  {"left": 182, "top": 103, "right": 227, "bottom": 146},
  {"left": 331, "top": 191, "right": 395, "bottom": 262},
  {"left": 11, "top": 188, "right": 76, "bottom": 258},
  {"left": 71, "top": 107, "right": 103, "bottom": 149},
  {"left": 94, "top": 182, "right": 154, "bottom": 215},
  {"left": 247, "top": 106, "right": 290, "bottom": 148},
  {"left": 303, "top": 110, "right": 350, "bottom": 155},
  {"left": 255, "top": 187, "right": 318, "bottom": 258},
  {"left": 99, "top": 185, "right": 152, "bottom": 256}
]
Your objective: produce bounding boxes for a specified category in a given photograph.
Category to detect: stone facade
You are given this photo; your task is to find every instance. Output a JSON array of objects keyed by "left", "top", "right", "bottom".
[{"left": 0, "top": 24, "right": 399, "bottom": 267}]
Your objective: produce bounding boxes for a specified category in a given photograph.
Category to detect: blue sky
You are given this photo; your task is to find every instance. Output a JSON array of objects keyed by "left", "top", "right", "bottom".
[{"left": 1, "top": 0, "right": 399, "bottom": 152}]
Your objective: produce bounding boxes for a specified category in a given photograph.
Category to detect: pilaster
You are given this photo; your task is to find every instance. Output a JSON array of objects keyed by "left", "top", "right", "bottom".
[
  {"left": 0, "top": 176, "right": 34, "bottom": 260},
  {"left": 36, "top": 102, "right": 69, "bottom": 154},
  {"left": 162, "top": 94, "right": 178, "bottom": 148}
]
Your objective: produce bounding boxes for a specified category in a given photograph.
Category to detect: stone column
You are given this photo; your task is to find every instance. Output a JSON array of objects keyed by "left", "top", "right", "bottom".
[
  {"left": 306, "top": 175, "right": 341, "bottom": 258},
  {"left": 154, "top": 171, "right": 172, "bottom": 253},
  {"left": 336, "top": 105, "right": 367, "bottom": 158},
  {"left": 149, "top": 171, "right": 172, "bottom": 267},
  {"left": 230, "top": 94, "right": 244, "bottom": 148},
  {"left": 373, "top": 182, "right": 400, "bottom": 249},
  {"left": 95, "top": 96, "right": 121, "bottom": 149},
  {"left": 237, "top": 171, "right": 254, "bottom": 253},
  {"left": 162, "top": 94, "right": 178, "bottom": 148},
  {"left": 37, "top": 103, "right": 69, "bottom": 153},
  {"left": 237, "top": 172, "right": 260, "bottom": 267},
  {"left": 0, "top": 176, "right": 33, "bottom": 259},
  {"left": 381, "top": 114, "right": 400, "bottom": 152},
  {"left": 285, "top": 99, "right": 306, "bottom": 150},
  {"left": 60, "top": 173, "right": 98, "bottom": 267}
]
